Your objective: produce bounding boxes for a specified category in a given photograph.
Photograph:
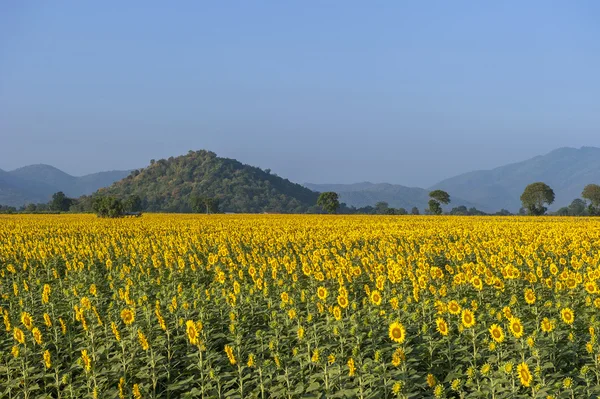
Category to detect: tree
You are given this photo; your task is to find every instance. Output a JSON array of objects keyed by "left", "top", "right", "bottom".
[
  {"left": 556, "top": 207, "right": 569, "bottom": 216},
  {"left": 92, "top": 196, "right": 125, "bottom": 218},
  {"left": 428, "top": 199, "right": 443, "bottom": 215},
  {"left": 582, "top": 184, "right": 600, "bottom": 215},
  {"left": 428, "top": 190, "right": 450, "bottom": 215},
  {"left": 411, "top": 207, "right": 420, "bottom": 215},
  {"left": 317, "top": 192, "right": 340, "bottom": 214},
  {"left": 374, "top": 201, "right": 389, "bottom": 215},
  {"left": 50, "top": 191, "right": 73, "bottom": 212},
  {"left": 429, "top": 190, "right": 451, "bottom": 205},
  {"left": 567, "top": 198, "right": 587, "bottom": 216},
  {"left": 450, "top": 205, "right": 469, "bottom": 215},
  {"left": 190, "top": 196, "right": 219, "bottom": 214},
  {"left": 397, "top": 208, "right": 407, "bottom": 215},
  {"left": 124, "top": 195, "right": 143, "bottom": 212},
  {"left": 520, "top": 182, "right": 555, "bottom": 215}
]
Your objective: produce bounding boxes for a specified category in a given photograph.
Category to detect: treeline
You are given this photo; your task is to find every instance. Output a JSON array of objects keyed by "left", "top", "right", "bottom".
[{"left": 2, "top": 180, "right": 599, "bottom": 217}]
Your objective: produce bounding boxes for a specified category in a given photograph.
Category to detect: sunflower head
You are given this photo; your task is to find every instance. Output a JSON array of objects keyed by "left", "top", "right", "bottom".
[{"left": 389, "top": 321, "right": 406, "bottom": 344}]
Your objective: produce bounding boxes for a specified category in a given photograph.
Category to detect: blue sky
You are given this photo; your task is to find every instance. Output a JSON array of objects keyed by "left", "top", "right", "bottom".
[{"left": 1, "top": 2, "right": 599, "bottom": 187}]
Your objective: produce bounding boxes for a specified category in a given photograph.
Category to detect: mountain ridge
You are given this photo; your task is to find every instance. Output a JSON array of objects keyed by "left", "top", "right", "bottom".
[
  {"left": 0, "top": 164, "right": 131, "bottom": 206},
  {"left": 2, "top": 146, "right": 600, "bottom": 213},
  {"left": 429, "top": 146, "right": 600, "bottom": 212}
]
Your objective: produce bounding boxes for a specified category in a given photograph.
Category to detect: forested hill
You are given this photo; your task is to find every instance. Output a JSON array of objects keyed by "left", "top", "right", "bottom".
[{"left": 98, "top": 150, "right": 320, "bottom": 213}]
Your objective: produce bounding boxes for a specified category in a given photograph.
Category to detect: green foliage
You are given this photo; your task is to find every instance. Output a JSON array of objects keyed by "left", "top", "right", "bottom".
[
  {"left": 427, "top": 190, "right": 450, "bottom": 215},
  {"left": 428, "top": 199, "right": 443, "bottom": 215},
  {"left": 124, "top": 195, "right": 143, "bottom": 212},
  {"left": 411, "top": 207, "right": 420, "bottom": 215},
  {"left": 190, "top": 195, "right": 219, "bottom": 214},
  {"left": 429, "top": 189, "right": 451, "bottom": 204},
  {"left": 374, "top": 201, "right": 389, "bottom": 215},
  {"left": 582, "top": 184, "right": 600, "bottom": 215},
  {"left": 520, "top": 182, "right": 555, "bottom": 215},
  {"left": 99, "top": 150, "right": 319, "bottom": 213},
  {"left": 317, "top": 192, "right": 340, "bottom": 214},
  {"left": 92, "top": 196, "right": 125, "bottom": 218},
  {"left": 568, "top": 198, "right": 587, "bottom": 216},
  {"left": 50, "top": 191, "right": 74, "bottom": 212}
]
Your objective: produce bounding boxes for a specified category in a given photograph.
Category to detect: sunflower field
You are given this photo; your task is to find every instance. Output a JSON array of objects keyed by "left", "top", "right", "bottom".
[{"left": 1, "top": 214, "right": 600, "bottom": 398}]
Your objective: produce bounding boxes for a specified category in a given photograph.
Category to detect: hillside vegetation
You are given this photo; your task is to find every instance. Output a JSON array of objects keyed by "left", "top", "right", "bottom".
[{"left": 98, "top": 150, "right": 319, "bottom": 213}]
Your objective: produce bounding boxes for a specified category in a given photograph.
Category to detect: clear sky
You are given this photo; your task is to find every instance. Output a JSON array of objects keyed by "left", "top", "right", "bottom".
[{"left": 1, "top": 2, "right": 599, "bottom": 187}]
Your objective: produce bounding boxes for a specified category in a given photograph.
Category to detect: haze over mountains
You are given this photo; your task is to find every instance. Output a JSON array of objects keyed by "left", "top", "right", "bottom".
[
  {"left": 306, "top": 147, "right": 600, "bottom": 213},
  {"left": 0, "top": 165, "right": 130, "bottom": 206},
  {"left": 1, "top": 146, "right": 599, "bottom": 213}
]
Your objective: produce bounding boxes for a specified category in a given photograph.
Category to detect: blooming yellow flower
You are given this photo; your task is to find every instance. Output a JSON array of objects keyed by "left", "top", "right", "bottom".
[
  {"left": 224, "top": 344, "right": 236, "bottom": 365},
  {"left": 13, "top": 327, "right": 25, "bottom": 345},
  {"left": 461, "top": 309, "right": 475, "bottom": 329},
  {"left": 489, "top": 324, "right": 504, "bottom": 343},
  {"left": 81, "top": 349, "right": 91, "bottom": 372},
  {"left": 120, "top": 308, "right": 135, "bottom": 325},
  {"left": 389, "top": 321, "right": 406, "bottom": 344},
  {"left": 560, "top": 307, "right": 574, "bottom": 325},
  {"left": 509, "top": 317, "right": 524, "bottom": 338},
  {"left": 43, "top": 350, "right": 51, "bottom": 369},
  {"left": 517, "top": 362, "right": 532, "bottom": 387},
  {"left": 436, "top": 318, "right": 449, "bottom": 336}
]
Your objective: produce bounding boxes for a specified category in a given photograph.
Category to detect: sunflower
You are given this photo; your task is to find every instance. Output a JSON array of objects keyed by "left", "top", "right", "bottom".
[
  {"left": 541, "top": 317, "right": 554, "bottom": 333},
  {"left": 461, "top": 309, "right": 475, "bottom": 329},
  {"left": 517, "top": 362, "right": 532, "bottom": 387},
  {"left": 489, "top": 324, "right": 504, "bottom": 343},
  {"left": 317, "top": 286, "right": 328, "bottom": 301},
  {"left": 347, "top": 357, "right": 356, "bottom": 376},
  {"left": 435, "top": 318, "right": 449, "bottom": 336},
  {"left": 389, "top": 321, "right": 406, "bottom": 344},
  {"left": 13, "top": 327, "right": 25, "bottom": 345},
  {"left": 81, "top": 349, "right": 91, "bottom": 372},
  {"left": 471, "top": 276, "right": 483, "bottom": 291},
  {"left": 337, "top": 295, "right": 349, "bottom": 308},
  {"left": 32, "top": 327, "right": 43, "bottom": 345},
  {"left": 426, "top": 373, "right": 436, "bottom": 388},
  {"left": 43, "top": 350, "right": 51, "bottom": 369},
  {"left": 524, "top": 288, "right": 536, "bottom": 305},
  {"left": 391, "top": 347, "right": 405, "bottom": 367},
  {"left": 333, "top": 306, "right": 342, "bottom": 321},
  {"left": 370, "top": 290, "right": 382, "bottom": 306},
  {"left": 120, "top": 308, "right": 135, "bottom": 325},
  {"left": 43, "top": 313, "right": 52, "bottom": 328},
  {"left": 560, "top": 307, "right": 574, "bottom": 325},
  {"left": 224, "top": 344, "right": 236, "bottom": 365},
  {"left": 509, "top": 317, "right": 524, "bottom": 338},
  {"left": 448, "top": 300, "right": 461, "bottom": 315},
  {"left": 21, "top": 312, "right": 33, "bottom": 331}
]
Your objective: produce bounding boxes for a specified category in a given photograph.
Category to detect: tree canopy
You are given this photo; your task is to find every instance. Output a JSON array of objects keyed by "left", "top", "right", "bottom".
[
  {"left": 520, "top": 182, "right": 555, "bottom": 215},
  {"left": 317, "top": 192, "right": 340, "bottom": 214},
  {"left": 428, "top": 190, "right": 450, "bottom": 215},
  {"left": 582, "top": 184, "right": 600, "bottom": 215}
]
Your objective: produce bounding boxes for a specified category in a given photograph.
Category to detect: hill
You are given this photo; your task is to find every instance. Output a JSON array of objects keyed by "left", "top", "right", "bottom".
[
  {"left": 98, "top": 150, "right": 320, "bottom": 213},
  {"left": 304, "top": 182, "right": 480, "bottom": 211},
  {"left": 430, "top": 146, "right": 600, "bottom": 212},
  {"left": 0, "top": 164, "right": 130, "bottom": 206}
]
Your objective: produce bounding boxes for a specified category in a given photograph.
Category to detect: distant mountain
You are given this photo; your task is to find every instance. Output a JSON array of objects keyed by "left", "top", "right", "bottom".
[
  {"left": 99, "top": 150, "right": 319, "bottom": 213},
  {"left": 304, "top": 182, "right": 480, "bottom": 211},
  {"left": 430, "top": 146, "right": 600, "bottom": 212},
  {"left": 0, "top": 164, "right": 130, "bottom": 206}
]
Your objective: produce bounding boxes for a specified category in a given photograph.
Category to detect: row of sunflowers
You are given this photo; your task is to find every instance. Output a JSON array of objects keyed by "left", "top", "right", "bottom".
[{"left": 1, "top": 214, "right": 600, "bottom": 398}]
